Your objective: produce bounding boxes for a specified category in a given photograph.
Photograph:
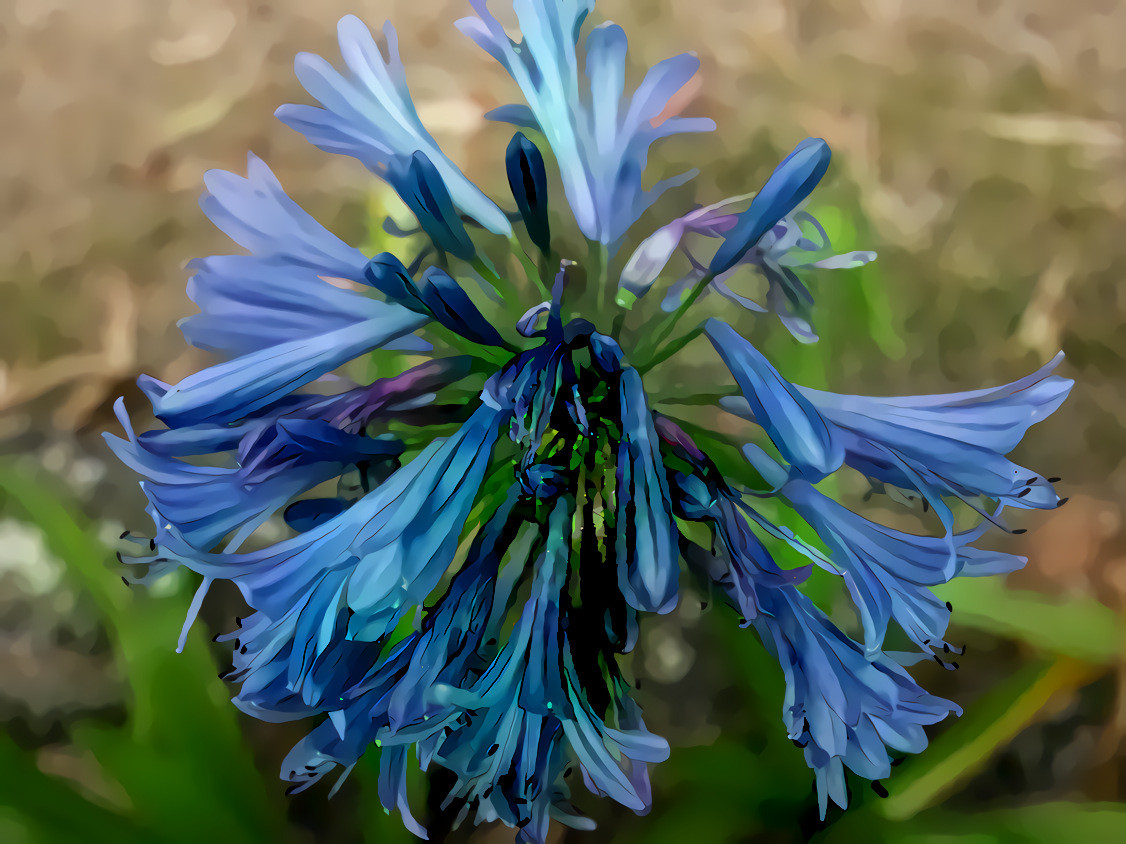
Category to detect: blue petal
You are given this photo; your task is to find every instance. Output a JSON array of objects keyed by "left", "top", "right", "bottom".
[
  {"left": 615, "top": 367, "right": 680, "bottom": 614},
  {"left": 277, "top": 15, "right": 511, "bottom": 236},
  {"left": 199, "top": 153, "right": 368, "bottom": 277},
  {"left": 709, "top": 138, "right": 831, "bottom": 275},
  {"left": 506, "top": 132, "right": 552, "bottom": 255},
  {"left": 105, "top": 402, "right": 337, "bottom": 555},
  {"left": 384, "top": 151, "right": 477, "bottom": 261},
  {"left": 154, "top": 302, "right": 428, "bottom": 426},
  {"left": 705, "top": 318, "right": 844, "bottom": 478},
  {"left": 459, "top": 0, "right": 712, "bottom": 245},
  {"left": 753, "top": 586, "right": 959, "bottom": 818},
  {"left": 798, "top": 356, "right": 1072, "bottom": 522},
  {"left": 783, "top": 479, "right": 1023, "bottom": 656},
  {"left": 181, "top": 256, "right": 429, "bottom": 358}
]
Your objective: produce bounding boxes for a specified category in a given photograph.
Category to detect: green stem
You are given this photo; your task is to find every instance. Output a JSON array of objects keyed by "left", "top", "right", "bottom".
[
  {"left": 637, "top": 324, "right": 704, "bottom": 374},
  {"left": 586, "top": 239, "right": 611, "bottom": 327},
  {"left": 508, "top": 236, "right": 551, "bottom": 300},
  {"left": 634, "top": 271, "right": 714, "bottom": 363}
]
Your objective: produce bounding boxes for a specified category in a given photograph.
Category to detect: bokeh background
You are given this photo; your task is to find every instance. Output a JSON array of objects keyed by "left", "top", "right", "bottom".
[{"left": 2, "top": 0, "right": 1125, "bottom": 841}]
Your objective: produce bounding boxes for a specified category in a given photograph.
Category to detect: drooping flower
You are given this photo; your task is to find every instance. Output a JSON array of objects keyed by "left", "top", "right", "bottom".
[{"left": 108, "top": 1, "right": 1071, "bottom": 840}]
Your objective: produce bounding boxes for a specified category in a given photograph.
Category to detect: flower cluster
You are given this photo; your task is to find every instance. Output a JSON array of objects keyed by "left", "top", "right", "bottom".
[{"left": 108, "top": 1, "right": 1071, "bottom": 840}]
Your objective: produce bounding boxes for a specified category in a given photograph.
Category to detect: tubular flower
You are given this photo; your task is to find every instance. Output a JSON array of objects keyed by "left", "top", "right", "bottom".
[{"left": 108, "top": 1, "right": 1071, "bottom": 840}]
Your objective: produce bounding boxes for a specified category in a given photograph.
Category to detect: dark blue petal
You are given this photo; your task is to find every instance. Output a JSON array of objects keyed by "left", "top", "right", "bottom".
[
  {"left": 283, "top": 498, "right": 347, "bottom": 533},
  {"left": 418, "top": 267, "right": 507, "bottom": 347},
  {"left": 709, "top": 138, "right": 831, "bottom": 276},
  {"left": 385, "top": 152, "right": 477, "bottom": 261},
  {"left": 705, "top": 318, "right": 843, "bottom": 478},
  {"left": 506, "top": 132, "right": 552, "bottom": 255},
  {"left": 363, "top": 253, "right": 506, "bottom": 347}
]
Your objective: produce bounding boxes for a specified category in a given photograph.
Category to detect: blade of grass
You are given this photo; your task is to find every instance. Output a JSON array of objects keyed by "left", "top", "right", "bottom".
[
  {"left": 878, "top": 656, "right": 1102, "bottom": 821},
  {"left": 0, "top": 463, "right": 284, "bottom": 842},
  {"left": 937, "top": 576, "right": 1126, "bottom": 664}
]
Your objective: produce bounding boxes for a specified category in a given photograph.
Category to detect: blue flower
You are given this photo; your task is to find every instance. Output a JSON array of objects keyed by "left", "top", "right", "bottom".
[
  {"left": 783, "top": 478, "right": 1024, "bottom": 657},
  {"left": 753, "top": 586, "right": 961, "bottom": 818},
  {"left": 109, "top": 1, "right": 1070, "bottom": 839},
  {"left": 458, "top": 0, "right": 714, "bottom": 245},
  {"left": 717, "top": 339, "right": 1072, "bottom": 530},
  {"left": 618, "top": 143, "right": 875, "bottom": 340},
  {"left": 277, "top": 15, "right": 511, "bottom": 235}
]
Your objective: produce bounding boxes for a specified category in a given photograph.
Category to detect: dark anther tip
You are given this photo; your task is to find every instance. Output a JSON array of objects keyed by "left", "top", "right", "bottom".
[
  {"left": 890, "top": 757, "right": 904, "bottom": 767},
  {"left": 871, "top": 781, "right": 889, "bottom": 798},
  {"left": 1012, "top": 528, "right": 1028, "bottom": 535},
  {"left": 1057, "top": 497, "right": 1070, "bottom": 507},
  {"left": 211, "top": 633, "right": 221, "bottom": 643},
  {"left": 1048, "top": 477, "right": 1061, "bottom": 483},
  {"left": 218, "top": 669, "right": 234, "bottom": 680},
  {"left": 950, "top": 661, "right": 960, "bottom": 670},
  {"left": 148, "top": 539, "right": 156, "bottom": 551},
  {"left": 1023, "top": 478, "right": 1037, "bottom": 486},
  {"left": 119, "top": 530, "right": 130, "bottom": 539},
  {"left": 700, "top": 601, "right": 709, "bottom": 610},
  {"left": 120, "top": 576, "right": 131, "bottom": 587},
  {"left": 1017, "top": 488, "right": 1030, "bottom": 498},
  {"left": 284, "top": 785, "right": 300, "bottom": 797},
  {"left": 235, "top": 616, "right": 243, "bottom": 628},
  {"left": 945, "top": 601, "right": 953, "bottom": 612}
]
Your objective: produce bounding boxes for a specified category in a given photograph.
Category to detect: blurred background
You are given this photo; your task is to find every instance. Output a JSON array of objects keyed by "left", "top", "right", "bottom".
[{"left": 2, "top": 0, "right": 1124, "bottom": 841}]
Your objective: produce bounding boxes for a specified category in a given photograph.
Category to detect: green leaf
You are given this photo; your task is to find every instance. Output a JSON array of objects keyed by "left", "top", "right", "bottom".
[
  {"left": 936, "top": 576, "right": 1126, "bottom": 664},
  {"left": 0, "top": 734, "right": 147, "bottom": 844},
  {"left": 0, "top": 463, "right": 284, "bottom": 843},
  {"left": 877, "top": 656, "right": 1101, "bottom": 821},
  {"left": 821, "top": 801, "right": 1126, "bottom": 844}
]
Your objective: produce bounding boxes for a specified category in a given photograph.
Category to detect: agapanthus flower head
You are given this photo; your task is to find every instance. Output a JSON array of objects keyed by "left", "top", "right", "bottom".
[{"left": 108, "top": 2, "right": 1071, "bottom": 841}]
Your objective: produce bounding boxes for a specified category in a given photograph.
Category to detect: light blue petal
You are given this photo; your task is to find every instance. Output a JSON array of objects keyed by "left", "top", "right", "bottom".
[
  {"left": 155, "top": 302, "right": 428, "bottom": 426},
  {"left": 616, "top": 367, "right": 680, "bottom": 614},
  {"left": 754, "top": 586, "right": 959, "bottom": 818},
  {"left": 459, "top": 0, "right": 712, "bottom": 245},
  {"left": 277, "top": 16, "right": 511, "bottom": 236},
  {"left": 705, "top": 318, "right": 844, "bottom": 478},
  {"left": 200, "top": 153, "right": 368, "bottom": 277}
]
